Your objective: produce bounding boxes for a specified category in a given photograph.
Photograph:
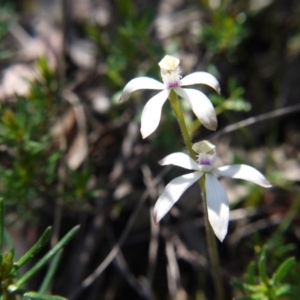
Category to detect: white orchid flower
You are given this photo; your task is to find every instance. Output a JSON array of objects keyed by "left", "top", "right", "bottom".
[
  {"left": 119, "top": 55, "right": 220, "bottom": 138},
  {"left": 153, "top": 141, "right": 272, "bottom": 242}
]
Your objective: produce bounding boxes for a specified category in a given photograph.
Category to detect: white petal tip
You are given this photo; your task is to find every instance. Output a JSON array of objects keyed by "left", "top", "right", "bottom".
[
  {"left": 119, "top": 96, "right": 126, "bottom": 103},
  {"left": 213, "top": 226, "right": 227, "bottom": 242},
  {"left": 158, "top": 157, "right": 169, "bottom": 165},
  {"left": 217, "top": 233, "right": 226, "bottom": 242},
  {"left": 140, "top": 128, "right": 150, "bottom": 139},
  {"left": 211, "top": 123, "right": 217, "bottom": 131},
  {"left": 205, "top": 119, "right": 218, "bottom": 131},
  {"left": 153, "top": 207, "right": 164, "bottom": 224},
  {"left": 140, "top": 123, "right": 154, "bottom": 139},
  {"left": 153, "top": 214, "right": 160, "bottom": 224},
  {"left": 263, "top": 181, "right": 272, "bottom": 188}
]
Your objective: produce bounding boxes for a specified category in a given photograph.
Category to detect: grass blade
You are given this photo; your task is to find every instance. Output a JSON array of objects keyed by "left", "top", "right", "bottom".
[
  {"left": 14, "top": 227, "right": 52, "bottom": 269},
  {"left": 38, "top": 250, "right": 63, "bottom": 294},
  {"left": 23, "top": 291, "right": 67, "bottom": 300},
  {"left": 16, "top": 225, "right": 79, "bottom": 287},
  {"left": 272, "top": 257, "right": 296, "bottom": 286}
]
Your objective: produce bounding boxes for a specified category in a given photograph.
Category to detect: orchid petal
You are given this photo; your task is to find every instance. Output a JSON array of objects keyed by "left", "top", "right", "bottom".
[
  {"left": 205, "top": 173, "right": 229, "bottom": 242},
  {"left": 159, "top": 152, "right": 201, "bottom": 171},
  {"left": 119, "top": 77, "right": 165, "bottom": 102},
  {"left": 153, "top": 172, "right": 203, "bottom": 223},
  {"left": 140, "top": 89, "right": 170, "bottom": 138},
  {"left": 174, "top": 87, "right": 217, "bottom": 131},
  {"left": 214, "top": 165, "right": 272, "bottom": 188},
  {"left": 181, "top": 72, "right": 221, "bottom": 94}
]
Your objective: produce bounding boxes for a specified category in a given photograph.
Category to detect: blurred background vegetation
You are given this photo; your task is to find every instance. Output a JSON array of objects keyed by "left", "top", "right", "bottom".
[{"left": 0, "top": 0, "right": 299, "bottom": 299}]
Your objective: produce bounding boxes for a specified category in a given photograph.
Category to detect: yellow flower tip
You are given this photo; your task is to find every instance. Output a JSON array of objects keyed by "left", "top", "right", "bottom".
[
  {"left": 192, "top": 140, "right": 215, "bottom": 154},
  {"left": 158, "top": 55, "right": 180, "bottom": 71}
]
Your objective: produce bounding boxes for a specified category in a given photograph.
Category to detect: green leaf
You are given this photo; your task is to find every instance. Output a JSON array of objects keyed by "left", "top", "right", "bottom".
[
  {"left": 275, "top": 284, "right": 293, "bottom": 297},
  {"left": 7, "top": 284, "right": 27, "bottom": 294},
  {"left": 2, "top": 109, "right": 23, "bottom": 139},
  {"left": 3, "top": 249, "right": 14, "bottom": 276},
  {"left": 245, "top": 261, "right": 256, "bottom": 285},
  {"left": 223, "top": 99, "right": 251, "bottom": 112},
  {"left": 271, "top": 257, "right": 296, "bottom": 286},
  {"left": 16, "top": 225, "right": 80, "bottom": 287},
  {"left": 14, "top": 227, "right": 52, "bottom": 270},
  {"left": 258, "top": 247, "right": 269, "bottom": 285},
  {"left": 4, "top": 229, "right": 15, "bottom": 255},
  {"left": 235, "top": 292, "right": 268, "bottom": 300},
  {"left": 231, "top": 279, "right": 244, "bottom": 290},
  {"left": 23, "top": 292, "right": 67, "bottom": 300},
  {"left": 38, "top": 250, "right": 63, "bottom": 294},
  {"left": 242, "top": 283, "right": 267, "bottom": 293},
  {"left": 249, "top": 294, "right": 268, "bottom": 300}
]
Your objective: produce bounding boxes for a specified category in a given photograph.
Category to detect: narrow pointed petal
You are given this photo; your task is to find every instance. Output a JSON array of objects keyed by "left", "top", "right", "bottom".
[
  {"left": 181, "top": 72, "right": 221, "bottom": 94},
  {"left": 174, "top": 87, "right": 217, "bottom": 131},
  {"left": 214, "top": 165, "right": 272, "bottom": 188},
  {"left": 119, "top": 77, "right": 165, "bottom": 102},
  {"left": 205, "top": 173, "right": 229, "bottom": 242},
  {"left": 140, "top": 89, "right": 170, "bottom": 138},
  {"left": 154, "top": 172, "right": 203, "bottom": 223},
  {"left": 159, "top": 152, "right": 201, "bottom": 171}
]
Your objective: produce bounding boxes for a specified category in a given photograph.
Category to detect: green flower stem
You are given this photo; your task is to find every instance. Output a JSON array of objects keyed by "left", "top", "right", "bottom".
[
  {"left": 200, "top": 176, "right": 223, "bottom": 300},
  {"left": 168, "top": 91, "right": 195, "bottom": 159},
  {"left": 168, "top": 91, "right": 223, "bottom": 300}
]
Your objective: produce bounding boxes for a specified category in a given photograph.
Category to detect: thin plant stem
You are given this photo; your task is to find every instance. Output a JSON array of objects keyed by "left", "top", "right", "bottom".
[
  {"left": 0, "top": 198, "right": 3, "bottom": 254},
  {"left": 168, "top": 90, "right": 223, "bottom": 300},
  {"left": 168, "top": 91, "right": 195, "bottom": 159},
  {"left": 200, "top": 176, "right": 223, "bottom": 300}
]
